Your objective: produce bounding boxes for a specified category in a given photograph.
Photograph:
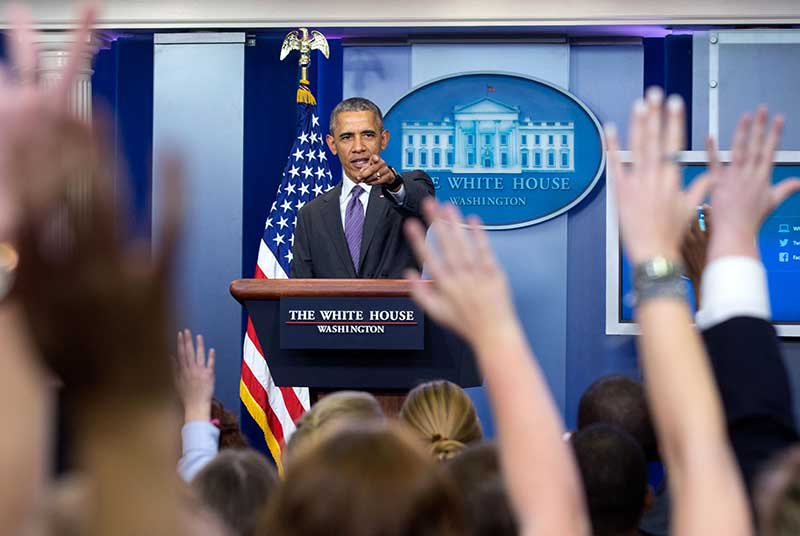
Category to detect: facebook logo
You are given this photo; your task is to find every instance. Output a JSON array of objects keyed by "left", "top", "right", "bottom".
[{"left": 779, "top": 252, "right": 790, "bottom": 263}]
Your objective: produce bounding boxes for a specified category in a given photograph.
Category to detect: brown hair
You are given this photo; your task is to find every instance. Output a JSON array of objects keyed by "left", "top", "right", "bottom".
[
  {"left": 444, "top": 442, "right": 518, "bottom": 536},
  {"left": 262, "top": 421, "right": 465, "bottom": 536},
  {"left": 210, "top": 398, "right": 249, "bottom": 449},
  {"left": 400, "top": 380, "right": 483, "bottom": 460},
  {"left": 756, "top": 446, "right": 800, "bottom": 536},
  {"left": 192, "top": 449, "right": 278, "bottom": 536},
  {"left": 284, "top": 390, "right": 383, "bottom": 464}
]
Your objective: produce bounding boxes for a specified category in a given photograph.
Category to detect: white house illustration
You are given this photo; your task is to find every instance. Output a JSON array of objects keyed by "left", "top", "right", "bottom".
[{"left": 401, "top": 97, "right": 575, "bottom": 174}]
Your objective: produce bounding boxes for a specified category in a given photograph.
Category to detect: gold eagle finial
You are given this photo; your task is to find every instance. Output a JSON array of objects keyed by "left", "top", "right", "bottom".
[{"left": 280, "top": 28, "right": 330, "bottom": 84}]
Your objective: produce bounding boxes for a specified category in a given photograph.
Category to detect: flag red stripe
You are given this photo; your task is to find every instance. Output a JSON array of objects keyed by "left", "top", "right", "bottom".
[
  {"left": 246, "top": 310, "right": 306, "bottom": 422},
  {"left": 246, "top": 318, "right": 265, "bottom": 356}
]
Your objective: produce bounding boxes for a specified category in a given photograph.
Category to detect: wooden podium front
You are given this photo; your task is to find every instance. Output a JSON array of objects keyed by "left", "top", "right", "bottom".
[{"left": 230, "top": 279, "right": 480, "bottom": 415}]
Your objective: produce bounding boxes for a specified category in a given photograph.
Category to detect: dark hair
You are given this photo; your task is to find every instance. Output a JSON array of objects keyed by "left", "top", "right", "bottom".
[
  {"left": 329, "top": 97, "right": 384, "bottom": 134},
  {"left": 444, "top": 442, "right": 518, "bottom": 536},
  {"left": 191, "top": 449, "right": 278, "bottom": 536},
  {"left": 400, "top": 380, "right": 483, "bottom": 460},
  {"left": 578, "top": 375, "right": 658, "bottom": 460},
  {"left": 210, "top": 398, "right": 249, "bottom": 449},
  {"left": 572, "top": 424, "right": 648, "bottom": 536},
  {"left": 262, "top": 421, "right": 465, "bottom": 536}
]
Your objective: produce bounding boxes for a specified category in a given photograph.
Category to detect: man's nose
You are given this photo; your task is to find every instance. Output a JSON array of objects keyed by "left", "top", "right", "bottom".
[{"left": 352, "top": 135, "right": 366, "bottom": 152}]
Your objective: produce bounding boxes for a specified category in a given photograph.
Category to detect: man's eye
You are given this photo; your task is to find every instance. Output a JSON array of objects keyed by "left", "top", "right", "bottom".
[{"left": 340, "top": 135, "right": 351, "bottom": 140}]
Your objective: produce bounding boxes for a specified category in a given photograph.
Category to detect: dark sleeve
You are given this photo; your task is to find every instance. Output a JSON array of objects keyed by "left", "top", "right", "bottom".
[
  {"left": 702, "top": 316, "right": 799, "bottom": 494},
  {"left": 290, "top": 207, "right": 314, "bottom": 278},
  {"left": 382, "top": 170, "right": 435, "bottom": 219}
]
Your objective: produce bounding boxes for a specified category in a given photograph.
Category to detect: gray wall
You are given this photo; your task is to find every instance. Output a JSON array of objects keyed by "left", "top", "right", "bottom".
[{"left": 152, "top": 33, "right": 246, "bottom": 411}]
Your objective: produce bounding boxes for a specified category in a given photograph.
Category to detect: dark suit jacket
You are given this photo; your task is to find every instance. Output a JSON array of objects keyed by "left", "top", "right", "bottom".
[
  {"left": 291, "top": 170, "right": 434, "bottom": 279},
  {"left": 641, "top": 316, "right": 798, "bottom": 536},
  {"left": 702, "top": 316, "right": 799, "bottom": 495}
]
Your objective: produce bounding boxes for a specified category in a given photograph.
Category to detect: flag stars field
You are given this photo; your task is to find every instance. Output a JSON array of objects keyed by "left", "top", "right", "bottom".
[{"left": 241, "top": 85, "right": 336, "bottom": 470}]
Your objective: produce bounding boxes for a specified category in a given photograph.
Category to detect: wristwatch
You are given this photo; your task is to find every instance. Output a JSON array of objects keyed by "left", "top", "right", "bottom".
[
  {"left": 633, "top": 256, "right": 687, "bottom": 305},
  {"left": 386, "top": 166, "right": 404, "bottom": 192}
]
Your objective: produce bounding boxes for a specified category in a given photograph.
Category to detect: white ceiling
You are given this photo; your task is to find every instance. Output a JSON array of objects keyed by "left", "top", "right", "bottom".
[{"left": 2, "top": 0, "right": 799, "bottom": 30}]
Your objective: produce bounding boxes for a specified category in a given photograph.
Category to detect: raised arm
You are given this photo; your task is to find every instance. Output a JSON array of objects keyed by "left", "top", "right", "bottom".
[
  {"left": 175, "top": 329, "right": 221, "bottom": 481},
  {"left": 699, "top": 108, "right": 800, "bottom": 493},
  {"left": 606, "top": 88, "right": 751, "bottom": 536},
  {"left": 0, "top": 4, "right": 95, "bottom": 531},
  {"left": 404, "top": 202, "right": 588, "bottom": 536}
]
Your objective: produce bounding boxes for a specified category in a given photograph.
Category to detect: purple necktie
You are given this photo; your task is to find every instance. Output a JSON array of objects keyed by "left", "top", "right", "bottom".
[{"left": 344, "top": 185, "right": 365, "bottom": 272}]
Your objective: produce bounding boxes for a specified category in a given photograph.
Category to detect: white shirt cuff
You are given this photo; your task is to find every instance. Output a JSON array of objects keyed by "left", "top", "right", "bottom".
[
  {"left": 695, "top": 256, "right": 770, "bottom": 330},
  {"left": 387, "top": 183, "right": 406, "bottom": 204}
]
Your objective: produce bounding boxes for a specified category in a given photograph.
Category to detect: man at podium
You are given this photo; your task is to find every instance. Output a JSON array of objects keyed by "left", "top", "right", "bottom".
[{"left": 291, "top": 97, "right": 435, "bottom": 279}]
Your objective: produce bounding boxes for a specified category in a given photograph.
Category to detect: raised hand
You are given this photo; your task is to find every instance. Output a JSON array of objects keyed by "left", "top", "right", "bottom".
[
  {"left": 176, "top": 329, "right": 216, "bottom": 422},
  {"left": 607, "top": 88, "right": 754, "bottom": 536},
  {"left": 606, "top": 88, "right": 711, "bottom": 264},
  {"left": 404, "top": 200, "right": 589, "bottom": 536},
  {"left": 403, "top": 199, "right": 519, "bottom": 347},
  {"left": 705, "top": 109, "right": 800, "bottom": 262},
  {"left": 11, "top": 118, "right": 184, "bottom": 408}
]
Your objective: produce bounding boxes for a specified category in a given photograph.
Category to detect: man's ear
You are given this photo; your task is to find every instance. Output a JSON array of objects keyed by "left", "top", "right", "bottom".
[
  {"left": 381, "top": 129, "right": 390, "bottom": 151},
  {"left": 326, "top": 134, "right": 338, "bottom": 155}
]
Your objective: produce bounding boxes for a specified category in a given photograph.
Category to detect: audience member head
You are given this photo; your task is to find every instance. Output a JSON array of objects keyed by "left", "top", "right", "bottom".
[
  {"left": 400, "top": 380, "right": 483, "bottom": 460},
  {"left": 578, "top": 375, "right": 658, "bottom": 460},
  {"left": 191, "top": 449, "right": 277, "bottom": 536},
  {"left": 210, "top": 398, "right": 249, "bottom": 449},
  {"left": 572, "top": 424, "right": 648, "bottom": 536},
  {"left": 284, "top": 390, "right": 383, "bottom": 462},
  {"left": 756, "top": 446, "right": 800, "bottom": 536},
  {"left": 263, "top": 421, "right": 465, "bottom": 536},
  {"left": 444, "top": 441, "right": 518, "bottom": 536}
]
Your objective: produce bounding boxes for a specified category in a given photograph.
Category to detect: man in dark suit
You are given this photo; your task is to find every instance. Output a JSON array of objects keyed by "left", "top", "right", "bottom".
[{"left": 291, "top": 97, "right": 434, "bottom": 279}]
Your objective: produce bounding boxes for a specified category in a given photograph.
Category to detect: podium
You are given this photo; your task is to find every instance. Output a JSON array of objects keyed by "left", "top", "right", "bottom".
[{"left": 230, "top": 279, "right": 480, "bottom": 413}]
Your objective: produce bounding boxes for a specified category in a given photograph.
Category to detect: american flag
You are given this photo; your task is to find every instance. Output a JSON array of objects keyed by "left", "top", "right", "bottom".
[{"left": 240, "top": 84, "right": 334, "bottom": 472}]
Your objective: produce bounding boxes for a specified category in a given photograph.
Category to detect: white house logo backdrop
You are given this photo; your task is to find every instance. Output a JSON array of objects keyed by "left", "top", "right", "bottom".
[{"left": 383, "top": 73, "right": 605, "bottom": 228}]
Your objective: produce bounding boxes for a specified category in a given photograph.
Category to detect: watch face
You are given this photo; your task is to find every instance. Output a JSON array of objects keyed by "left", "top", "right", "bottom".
[
  {"left": 637, "top": 256, "right": 681, "bottom": 282},
  {"left": 649, "top": 257, "right": 672, "bottom": 278}
]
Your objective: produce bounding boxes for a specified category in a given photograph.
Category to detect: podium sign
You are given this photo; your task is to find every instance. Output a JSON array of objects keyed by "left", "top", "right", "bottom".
[
  {"left": 280, "top": 297, "right": 424, "bottom": 350},
  {"left": 231, "top": 279, "right": 480, "bottom": 389}
]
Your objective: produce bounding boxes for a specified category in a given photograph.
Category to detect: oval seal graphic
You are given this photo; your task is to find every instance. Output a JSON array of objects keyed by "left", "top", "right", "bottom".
[{"left": 382, "top": 72, "right": 605, "bottom": 229}]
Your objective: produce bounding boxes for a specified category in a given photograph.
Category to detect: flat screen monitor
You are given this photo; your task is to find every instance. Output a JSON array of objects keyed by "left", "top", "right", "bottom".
[{"left": 606, "top": 151, "right": 800, "bottom": 337}]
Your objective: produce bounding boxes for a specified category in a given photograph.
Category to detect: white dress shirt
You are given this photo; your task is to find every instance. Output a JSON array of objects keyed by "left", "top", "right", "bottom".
[
  {"left": 695, "top": 256, "right": 771, "bottom": 330},
  {"left": 339, "top": 173, "right": 406, "bottom": 230}
]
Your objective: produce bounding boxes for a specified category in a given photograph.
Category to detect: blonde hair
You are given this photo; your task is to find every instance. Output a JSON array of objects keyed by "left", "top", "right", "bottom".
[
  {"left": 285, "top": 391, "right": 384, "bottom": 466},
  {"left": 757, "top": 446, "right": 800, "bottom": 536},
  {"left": 400, "top": 380, "right": 483, "bottom": 460}
]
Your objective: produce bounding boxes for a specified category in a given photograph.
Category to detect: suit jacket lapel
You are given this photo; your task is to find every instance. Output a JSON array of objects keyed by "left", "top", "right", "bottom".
[
  {"left": 359, "top": 187, "right": 390, "bottom": 270},
  {"left": 321, "top": 183, "right": 357, "bottom": 277}
]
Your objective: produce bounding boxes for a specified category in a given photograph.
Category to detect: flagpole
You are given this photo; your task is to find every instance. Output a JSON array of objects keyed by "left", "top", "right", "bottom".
[{"left": 240, "top": 27, "right": 335, "bottom": 475}]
